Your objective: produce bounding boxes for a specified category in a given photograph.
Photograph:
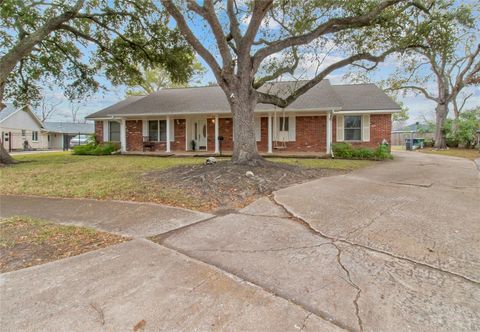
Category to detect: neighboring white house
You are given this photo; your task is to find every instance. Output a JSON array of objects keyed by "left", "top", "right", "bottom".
[
  {"left": 0, "top": 104, "right": 94, "bottom": 151},
  {"left": 0, "top": 104, "right": 48, "bottom": 150}
]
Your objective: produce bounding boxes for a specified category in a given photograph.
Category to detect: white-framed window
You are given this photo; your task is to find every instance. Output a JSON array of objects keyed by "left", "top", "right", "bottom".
[
  {"left": 344, "top": 115, "right": 362, "bottom": 141},
  {"left": 21, "top": 130, "right": 26, "bottom": 137},
  {"left": 109, "top": 121, "right": 120, "bottom": 141},
  {"left": 273, "top": 115, "right": 296, "bottom": 141},
  {"left": 148, "top": 120, "right": 167, "bottom": 142},
  {"left": 31, "top": 131, "right": 38, "bottom": 142},
  {"left": 279, "top": 117, "right": 289, "bottom": 131}
]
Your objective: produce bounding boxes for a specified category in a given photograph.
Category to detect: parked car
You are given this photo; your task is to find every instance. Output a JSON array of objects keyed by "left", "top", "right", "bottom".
[{"left": 69, "top": 134, "right": 90, "bottom": 147}]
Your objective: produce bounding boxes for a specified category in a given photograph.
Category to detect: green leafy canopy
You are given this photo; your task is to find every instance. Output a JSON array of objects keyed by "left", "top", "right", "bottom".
[{"left": 0, "top": 0, "right": 196, "bottom": 106}]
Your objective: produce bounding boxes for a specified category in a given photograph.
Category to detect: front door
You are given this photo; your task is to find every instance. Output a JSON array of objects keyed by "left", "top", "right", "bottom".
[{"left": 193, "top": 119, "right": 207, "bottom": 150}]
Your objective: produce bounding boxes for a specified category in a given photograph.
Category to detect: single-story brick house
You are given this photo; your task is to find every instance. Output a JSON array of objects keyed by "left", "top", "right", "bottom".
[{"left": 86, "top": 80, "right": 400, "bottom": 155}]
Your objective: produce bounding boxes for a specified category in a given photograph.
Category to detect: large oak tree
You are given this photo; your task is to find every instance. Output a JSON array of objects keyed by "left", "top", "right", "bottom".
[
  {"left": 161, "top": 0, "right": 428, "bottom": 164},
  {"left": 0, "top": 0, "right": 195, "bottom": 163}
]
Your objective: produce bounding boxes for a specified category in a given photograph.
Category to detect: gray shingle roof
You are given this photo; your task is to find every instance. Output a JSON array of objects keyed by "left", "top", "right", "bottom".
[
  {"left": 331, "top": 84, "right": 401, "bottom": 111},
  {"left": 86, "top": 96, "right": 145, "bottom": 119},
  {"left": 86, "top": 80, "right": 400, "bottom": 119},
  {"left": 0, "top": 104, "right": 18, "bottom": 122},
  {"left": 43, "top": 122, "right": 94, "bottom": 134}
]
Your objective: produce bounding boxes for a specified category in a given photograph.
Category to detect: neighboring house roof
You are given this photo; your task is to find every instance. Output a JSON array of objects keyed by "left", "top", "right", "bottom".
[
  {"left": 392, "top": 123, "right": 432, "bottom": 133},
  {"left": 0, "top": 104, "right": 17, "bottom": 122},
  {"left": 0, "top": 104, "right": 44, "bottom": 128},
  {"left": 86, "top": 80, "right": 401, "bottom": 119},
  {"left": 43, "top": 122, "right": 94, "bottom": 134}
]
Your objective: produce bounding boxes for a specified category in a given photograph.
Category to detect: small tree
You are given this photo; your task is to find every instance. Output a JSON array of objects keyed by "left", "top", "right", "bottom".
[{"left": 161, "top": 0, "right": 428, "bottom": 165}]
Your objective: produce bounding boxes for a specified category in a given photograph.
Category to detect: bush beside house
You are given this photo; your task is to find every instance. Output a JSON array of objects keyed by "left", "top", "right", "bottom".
[
  {"left": 333, "top": 143, "right": 392, "bottom": 160},
  {"left": 72, "top": 136, "right": 119, "bottom": 155}
]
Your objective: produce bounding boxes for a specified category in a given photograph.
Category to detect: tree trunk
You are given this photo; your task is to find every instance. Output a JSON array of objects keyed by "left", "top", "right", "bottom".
[
  {"left": 230, "top": 87, "right": 263, "bottom": 165},
  {"left": 433, "top": 103, "right": 448, "bottom": 149},
  {"left": 0, "top": 102, "right": 16, "bottom": 164},
  {"left": 0, "top": 144, "right": 17, "bottom": 164}
]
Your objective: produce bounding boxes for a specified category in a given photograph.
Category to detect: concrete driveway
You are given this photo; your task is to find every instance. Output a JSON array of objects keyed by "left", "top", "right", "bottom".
[
  {"left": 1, "top": 151, "right": 479, "bottom": 331},
  {"left": 161, "top": 151, "right": 480, "bottom": 331}
]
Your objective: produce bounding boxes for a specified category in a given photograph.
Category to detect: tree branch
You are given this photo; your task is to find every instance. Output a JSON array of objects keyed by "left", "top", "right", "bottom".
[
  {"left": 252, "top": 0, "right": 404, "bottom": 72},
  {"left": 257, "top": 48, "right": 402, "bottom": 107},
  {"left": 161, "top": 0, "right": 223, "bottom": 85},
  {"left": 253, "top": 48, "right": 299, "bottom": 88}
]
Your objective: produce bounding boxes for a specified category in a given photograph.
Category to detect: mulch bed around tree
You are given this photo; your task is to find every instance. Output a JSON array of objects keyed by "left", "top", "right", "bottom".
[
  {"left": 144, "top": 160, "right": 347, "bottom": 212},
  {"left": 0, "top": 217, "right": 127, "bottom": 273}
]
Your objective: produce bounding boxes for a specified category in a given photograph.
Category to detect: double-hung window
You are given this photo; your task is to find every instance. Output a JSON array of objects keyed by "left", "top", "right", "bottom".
[
  {"left": 344, "top": 116, "right": 362, "bottom": 141},
  {"left": 109, "top": 121, "right": 120, "bottom": 141},
  {"left": 148, "top": 120, "right": 167, "bottom": 142},
  {"left": 31, "top": 131, "right": 38, "bottom": 142},
  {"left": 279, "top": 117, "right": 289, "bottom": 131}
]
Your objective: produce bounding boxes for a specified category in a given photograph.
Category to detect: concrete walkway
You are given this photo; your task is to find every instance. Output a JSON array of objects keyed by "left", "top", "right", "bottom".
[
  {"left": 1, "top": 151, "right": 479, "bottom": 331},
  {"left": 0, "top": 196, "right": 212, "bottom": 237},
  {"left": 1, "top": 239, "right": 338, "bottom": 331}
]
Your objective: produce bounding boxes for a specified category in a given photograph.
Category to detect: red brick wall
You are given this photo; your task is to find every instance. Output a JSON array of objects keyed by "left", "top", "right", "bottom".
[
  {"left": 95, "top": 121, "right": 103, "bottom": 144},
  {"left": 218, "top": 118, "right": 234, "bottom": 151},
  {"left": 257, "top": 117, "right": 269, "bottom": 152},
  {"left": 370, "top": 114, "right": 392, "bottom": 146},
  {"left": 172, "top": 119, "right": 186, "bottom": 151},
  {"left": 333, "top": 114, "right": 392, "bottom": 148},
  {"left": 280, "top": 116, "right": 326, "bottom": 152},
  {"left": 126, "top": 120, "right": 143, "bottom": 151}
]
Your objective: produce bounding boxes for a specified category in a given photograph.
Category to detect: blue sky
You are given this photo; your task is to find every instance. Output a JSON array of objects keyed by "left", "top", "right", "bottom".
[{"left": 40, "top": 3, "right": 479, "bottom": 125}]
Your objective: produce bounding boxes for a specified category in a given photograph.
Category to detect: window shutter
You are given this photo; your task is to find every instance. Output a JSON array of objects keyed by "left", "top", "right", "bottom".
[
  {"left": 169, "top": 119, "right": 175, "bottom": 142},
  {"left": 255, "top": 117, "right": 261, "bottom": 141},
  {"left": 103, "top": 121, "right": 109, "bottom": 141},
  {"left": 336, "top": 115, "right": 344, "bottom": 142},
  {"left": 142, "top": 120, "right": 148, "bottom": 137},
  {"left": 288, "top": 115, "right": 296, "bottom": 141},
  {"left": 362, "top": 114, "right": 370, "bottom": 142}
]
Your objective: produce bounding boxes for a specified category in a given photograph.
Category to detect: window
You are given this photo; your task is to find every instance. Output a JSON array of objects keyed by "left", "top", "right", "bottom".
[
  {"left": 32, "top": 131, "right": 38, "bottom": 142},
  {"left": 109, "top": 121, "right": 120, "bottom": 141},
  {"left": 21, "top": 130, "right": 26, "bottom": 137},
  {"left": 279, "top": 117, "right": 289, "bottom": 131},
  {"left": 148, "top": 120, "right": 167, "bottom": 142},
  {"left": 344, "top": 115, "right": 362, "bottom": 141}
]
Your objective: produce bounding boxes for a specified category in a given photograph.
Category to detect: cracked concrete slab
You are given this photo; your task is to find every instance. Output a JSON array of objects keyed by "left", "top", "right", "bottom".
[
  {"left": 0, "top": 195, "right": 213, "bottom": 237},
  {"left": 161, "top": 213, "right": 480, "bottom": 331},
  {"left": 0, "top": 239, "right": 341, "bottom": 332},
  {"left": 274, "top": 151, "right": 480, "bottom": 282},
  {"left": 239, "top": 196, "right": 291, "bottom": 218}
]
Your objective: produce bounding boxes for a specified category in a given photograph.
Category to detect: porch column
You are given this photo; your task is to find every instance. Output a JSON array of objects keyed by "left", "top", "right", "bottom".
[
  {"left": 326, "top": 111, "right": 333, "bottom": 155},
  {"left": 214, "top": 115, "right": 219, "bottom": 154},
  {"left": 268, "top": 113, "right": 273, "bottom": 154},
  {"left": 166, "top": 116, "right": 171, "bottom": 152},
  {"left": 120, "top": 119, "right": 126, "bottom": 153}
]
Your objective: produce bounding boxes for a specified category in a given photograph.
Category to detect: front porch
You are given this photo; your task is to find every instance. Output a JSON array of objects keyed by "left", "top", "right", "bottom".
[{"left": 115, "top": 112, "right": 334, "bottom": 156}]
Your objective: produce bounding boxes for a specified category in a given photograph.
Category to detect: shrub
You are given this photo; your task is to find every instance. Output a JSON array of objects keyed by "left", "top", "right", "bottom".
[
  {"left": 333, "top": 143, "right": 392, "bottom": 160},
  {"left": 424, "top": 138, "right": 435, "bottom": 147},
  {"left": 72, "top": 141, "right": 119, "bottom": 156}
]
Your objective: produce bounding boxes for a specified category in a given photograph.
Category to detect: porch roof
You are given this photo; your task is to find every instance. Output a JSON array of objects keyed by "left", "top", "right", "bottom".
[{"left": 86, "top": 80, "right": 400, "bottom": 119}]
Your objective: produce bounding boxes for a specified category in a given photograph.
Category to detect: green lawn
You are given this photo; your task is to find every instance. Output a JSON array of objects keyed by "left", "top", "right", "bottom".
[
  {"left": 418, "top": 148, "right": 480, "bottom": 161},
  {"left": 1, "top": 152, "right": 372, "bottom": 209}
]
